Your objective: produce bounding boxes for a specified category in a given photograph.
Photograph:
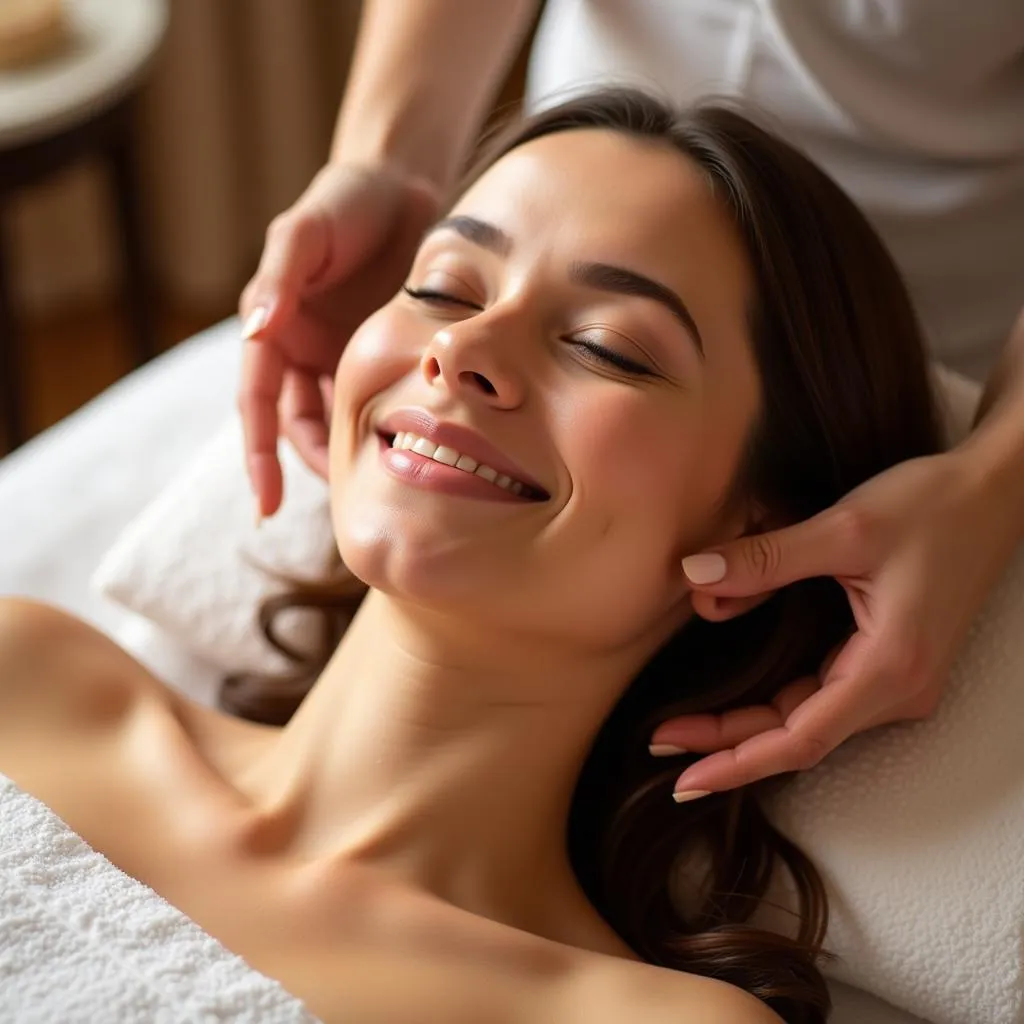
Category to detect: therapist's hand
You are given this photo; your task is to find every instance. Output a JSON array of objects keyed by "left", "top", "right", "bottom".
[
  {"left": 238, "top": 162, "right": 441, "bottom": 518},
  {"left": 653, "top": 448, "right": 1020, "bottom": 801}
]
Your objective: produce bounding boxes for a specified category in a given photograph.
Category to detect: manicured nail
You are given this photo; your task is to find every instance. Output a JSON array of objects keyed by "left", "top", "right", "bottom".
[
  {"left": 682, "top": 552, "right": 726, "bottom": 584},
  {"left": 673, "top": 789, "right": 711, "bottom": 804},
  {"left": 242, "top": 305, "right": 270, "bottom": 340},
  {"left": 649, "top": 744, "right": 687, "bottom": 756}
]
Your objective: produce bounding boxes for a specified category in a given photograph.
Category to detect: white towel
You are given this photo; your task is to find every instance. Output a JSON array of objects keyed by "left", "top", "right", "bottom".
[{"left": 0, "top": 774, "right": 319, "bottom": 1023}]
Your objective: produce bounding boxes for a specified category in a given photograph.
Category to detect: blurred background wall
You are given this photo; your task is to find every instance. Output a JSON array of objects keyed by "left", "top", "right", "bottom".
[
  {"left": 13, "top": 0, "right": 361, "bottom": 320},
  {"left": 8, "top": 0, "right": 531, "bottom": 442}
]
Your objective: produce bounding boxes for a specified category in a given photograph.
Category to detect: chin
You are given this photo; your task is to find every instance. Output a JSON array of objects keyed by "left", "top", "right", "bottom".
[{"left": 331, "top": 501, "right": 496, "bottom": 610}]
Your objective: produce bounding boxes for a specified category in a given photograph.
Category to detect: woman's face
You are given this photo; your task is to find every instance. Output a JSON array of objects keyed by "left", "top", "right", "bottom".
[{"left": 330, "top": 128, "right": 762, "bottom": 652}]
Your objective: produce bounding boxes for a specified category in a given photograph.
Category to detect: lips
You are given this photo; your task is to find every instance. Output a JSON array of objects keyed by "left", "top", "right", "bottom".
[{"left": 375, "top": 409, "right": 550, "bottom": 501}]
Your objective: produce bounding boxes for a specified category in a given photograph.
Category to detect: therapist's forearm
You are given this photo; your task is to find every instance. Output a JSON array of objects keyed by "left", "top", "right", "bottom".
[
  {"left": 958, "top": 305, "right": 1024, "bottom": 539},
  {"left": 331, "top": 0, "right": 542, "bottom": 195}
]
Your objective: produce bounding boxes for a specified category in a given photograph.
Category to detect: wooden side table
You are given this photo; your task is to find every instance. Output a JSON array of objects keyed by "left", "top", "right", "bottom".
[{"left": 0, "top": 0, "right": 168, "bottom": 453}]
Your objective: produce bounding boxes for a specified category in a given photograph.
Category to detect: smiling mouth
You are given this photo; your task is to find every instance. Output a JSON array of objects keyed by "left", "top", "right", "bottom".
[{"left": 382, "top": 431, "right": 549, "bottom": 501}]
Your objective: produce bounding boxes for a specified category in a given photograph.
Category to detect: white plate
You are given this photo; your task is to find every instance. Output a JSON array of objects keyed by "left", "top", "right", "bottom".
[{"left": 0, "top": 0, "right": 167, "bottom": 147}]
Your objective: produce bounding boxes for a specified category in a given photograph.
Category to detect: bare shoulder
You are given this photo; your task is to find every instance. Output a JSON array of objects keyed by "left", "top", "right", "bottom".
[
  {"left": 653, "top": 969, "right": 785, "bottom": 1024},
  {"left": 0, "top": 596, "right": 204, "bottom": 840},
  {"left": 0, "top": 596, "right": 105, "bottom": 683},
  {"left": 556, "top": 952, "right": 785, "bottom": 1024},
  {"left": 0, "top": 595, "right": 95, "bottom": 651},
  {"left": 0, "top": 596, "right": 147, "bottom": 734},
  {"left": 0, "top": 596, "right": 271, "bottom": 798}
]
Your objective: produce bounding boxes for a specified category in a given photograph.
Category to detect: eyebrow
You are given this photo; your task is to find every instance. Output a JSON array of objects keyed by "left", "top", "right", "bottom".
[
  {"left": 568, "top": 262, "right": 704, "bottom": 357},
  {"left": 431, "top": 215, "right": 513, "bottom": 258},
  {"left": 427, "top": 215, "right": 704, "bottom": 357}
]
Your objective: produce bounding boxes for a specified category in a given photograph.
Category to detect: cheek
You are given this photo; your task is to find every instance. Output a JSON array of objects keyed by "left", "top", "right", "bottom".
[
  {"left": 565, "top": 394, "right": 734, "bottom": 545},
  {"left": 329, "top": 307, "right": 422, "bottom": 515},
  {"left": 334, "top": 306, "right": 415, "bottom": 416},
  {"left": 537, "top": 397, "right": 750, "bottom": 648}
]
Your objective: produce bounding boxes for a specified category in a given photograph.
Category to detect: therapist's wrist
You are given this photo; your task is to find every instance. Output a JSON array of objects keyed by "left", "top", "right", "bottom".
[
  {"left": 329, "top": 127, "right": 457, "bottom": 201},
  {"left": 956, "top": 309, "right": 1024, "bottom": 544},
  {"left": 951, "top": 428, "right": 1024, "bottom": 551}
]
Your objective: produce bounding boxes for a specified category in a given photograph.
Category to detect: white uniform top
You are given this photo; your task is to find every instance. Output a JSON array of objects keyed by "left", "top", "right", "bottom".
[{"left": 525, "top": 0, "right": 1024, "bottom": 380}]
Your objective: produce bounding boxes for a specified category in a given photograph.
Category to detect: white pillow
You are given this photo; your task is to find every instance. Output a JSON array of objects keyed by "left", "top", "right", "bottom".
[
  {"left": 91, "top": 416, "right": 337, "bottom": 676},
  {"left": 92, "top": 365, "right": 1024, "bottom": 1024}
]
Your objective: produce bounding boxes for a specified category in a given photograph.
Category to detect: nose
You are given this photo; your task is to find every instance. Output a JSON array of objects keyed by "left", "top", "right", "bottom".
[{"left": 420, "top": 313, "right": 527, "bottom": 410}]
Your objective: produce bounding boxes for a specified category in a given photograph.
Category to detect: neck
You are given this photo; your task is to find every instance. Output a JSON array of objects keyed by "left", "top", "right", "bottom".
[{"left": 234, "top": 588, "right": 662, "bottom": 943}]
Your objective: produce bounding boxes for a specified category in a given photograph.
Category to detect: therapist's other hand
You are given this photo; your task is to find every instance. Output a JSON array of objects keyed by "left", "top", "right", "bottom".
[
  {"left": 238, "top": 163, "right": 441, "bottom": 518},
  {"left": 653, "top": 449, "right": 1017, "bottom": 800}
]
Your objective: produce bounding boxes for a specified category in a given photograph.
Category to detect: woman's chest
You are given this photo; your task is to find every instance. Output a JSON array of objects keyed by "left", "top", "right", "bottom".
[
  {"left": 1, "top": 710, "right": 573, "bottom": 1024},
  {"left": 137, "top": 849, "right": 572, "bottom": 1024}
]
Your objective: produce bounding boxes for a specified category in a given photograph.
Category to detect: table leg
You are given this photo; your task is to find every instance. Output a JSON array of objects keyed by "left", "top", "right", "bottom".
[
  {"left": 106, "top": 112, "right": 159, "bottom": 367},
  {"left": 0, "top": 218, "right": 25, "bottom": 453}
]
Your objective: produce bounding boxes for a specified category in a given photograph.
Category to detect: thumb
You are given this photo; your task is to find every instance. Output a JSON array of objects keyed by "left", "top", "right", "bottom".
[
  {"left": 682, "top": 507, "right": 856, "bottom": 597},
  {"left": 242, "top": 214, "right": 331, "bottom": 338}
]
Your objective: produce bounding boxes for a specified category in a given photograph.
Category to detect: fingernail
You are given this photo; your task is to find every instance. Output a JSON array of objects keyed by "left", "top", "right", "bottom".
[
  {"left": 242, "top": 305, "right": 270, "bottom": 340},
  {"left": 649, "top": 744, "right": 687, "bottom": 756},
  {"left": 682, "top": 552, "right": 726, "bottom": 584},
  {"left": 673, "top": 789, "right": 711, "bottom": 804}
]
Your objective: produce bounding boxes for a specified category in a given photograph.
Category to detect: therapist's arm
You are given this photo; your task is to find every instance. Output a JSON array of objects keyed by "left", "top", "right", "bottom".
[
  {"left": 959, "top": 305, "right": 1024, "bottom": 534},
  {"left": 332, "top": 0, "right": 543, "bottom": 194}
]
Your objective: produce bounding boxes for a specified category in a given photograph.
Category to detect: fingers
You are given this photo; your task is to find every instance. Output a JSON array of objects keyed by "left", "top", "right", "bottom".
[
  {"left": 238, "top": 358, "right": 331, "bottom": 517},
  {"left": 319, "top": 375, "right": 335, "bottom": 414},
  {"left": 664, "top": 635, "right": 889, "bottom": 798},
  {"left": 244, "top": 214, "right": 330, "bottom": 332},
  {"left": 650, "top": 677, "right": 820, "bottom": 753},
  {"left": 668, "top": 703, "right": 850, "bottom": 797},
  {"left": 668, "top": 725, "right": 833, "bottom": 800},
  {"left": 682, "top": 505, "right": 868, "bottom": 598},
  {"left": 281, "top": 373, "right": 331, "bottom": 480},
  {"left": 237, "top": 209, "right": 334, "bottom": 514},
  {"left": 238, "top": 336, "right": 286, "bottom": 517}
]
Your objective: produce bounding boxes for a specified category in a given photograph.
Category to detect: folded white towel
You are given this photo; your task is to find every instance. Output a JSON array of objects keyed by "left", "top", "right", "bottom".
[
  {"left": 90, "top": 364, "right": 1024, "bottom": 1024},
  {"left": 0, "top": 774, "right": 319, "bottom": 1023},
  {"left": 92, "top": 416, "right": 338, "bottom": 676}
]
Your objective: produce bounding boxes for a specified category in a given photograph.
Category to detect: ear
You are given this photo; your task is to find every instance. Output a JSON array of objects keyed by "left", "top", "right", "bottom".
[{"left": 688, "top": 500, "right": 783, "bottom": 623}]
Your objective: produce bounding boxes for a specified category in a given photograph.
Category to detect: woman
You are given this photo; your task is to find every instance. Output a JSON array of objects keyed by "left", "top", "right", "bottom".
[
  {"left": 238, "top": 1, "right": 1024, "bottom": 801},
  {"left": 0, "top": 90, "right": 942, "bottom": 1024}
]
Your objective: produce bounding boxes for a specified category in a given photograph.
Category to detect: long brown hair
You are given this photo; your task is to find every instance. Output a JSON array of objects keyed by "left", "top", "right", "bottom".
[{"left": 222, "top": 89, "right": 943, "bottom": 1023}]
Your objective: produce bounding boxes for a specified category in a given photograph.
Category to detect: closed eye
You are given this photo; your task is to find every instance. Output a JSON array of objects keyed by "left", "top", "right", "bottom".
[
  {"left": 570, "top": 338, "right": 653, "bottom": 377},
  {"left": 402, "top": 285, "right": 483, "bottom": 310}
]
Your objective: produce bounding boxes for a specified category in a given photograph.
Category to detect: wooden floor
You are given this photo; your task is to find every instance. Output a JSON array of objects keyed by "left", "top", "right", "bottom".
[{"left": 11, "top": 296, "right": 226, "bottom": 449}]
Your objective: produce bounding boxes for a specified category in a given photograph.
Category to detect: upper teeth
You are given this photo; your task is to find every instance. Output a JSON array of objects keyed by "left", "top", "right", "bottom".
[{"left": 391, "top": 432, "right": 525, "bottom": 495}]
